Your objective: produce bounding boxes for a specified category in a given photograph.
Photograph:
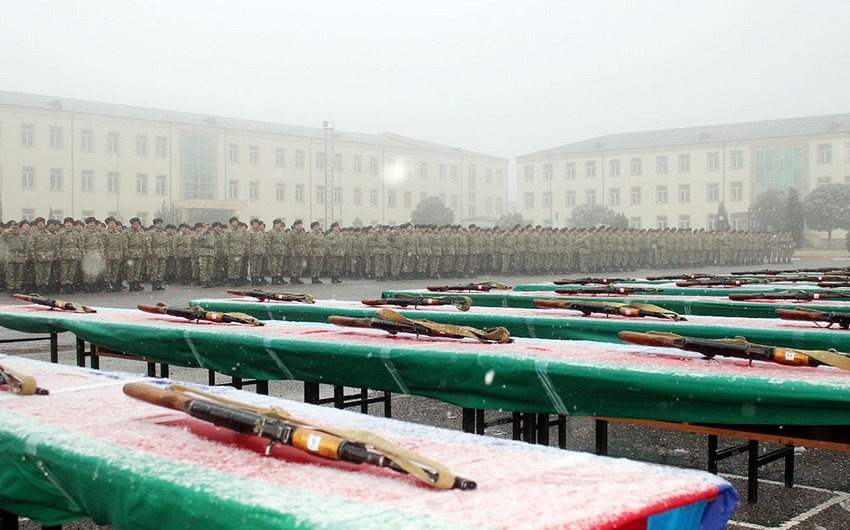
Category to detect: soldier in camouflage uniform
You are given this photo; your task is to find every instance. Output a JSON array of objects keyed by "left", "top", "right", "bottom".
[
  {"left": 80, "top": 217, "right": 104, "bottom": 292},
  {"left": 125, "top": 217, "right": 146, "bottom": 291},
  {"left": 266, "top": 219, "right": 288, "bottom": 285},
  {"left": 288, "top": 220, "right": 308, "bottom": 285},
  {"left": 147, "top": 218, "right": 170, "bottom": 290},
  {"left": 174, "top": 224, "right": 193, "bottom": 284},
  {"left": 1, "top": 222, "right": 26, "bottom": 292},
  {"left": 57, "top": 217, "right": 82, "bottom": 293},
  {"left": 30, "top": 218, "right": 56, "bottom": 291},
  {"left": 248, "top": 219, "right": 267, "bottom": 285},
  {"left": 102, "top": 217, "right": 127, "bottom": 291},
  {"left": 193, "top": 223, "right": 217, "bottom": 288},
  {"left": 325, "top": 222, "right": 345, "bottom": 283},
  {"left": 307, "top": 221, "right": 326, "bottom": 284}
]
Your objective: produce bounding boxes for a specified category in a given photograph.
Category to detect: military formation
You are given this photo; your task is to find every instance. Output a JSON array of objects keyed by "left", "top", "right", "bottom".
[{"left": 0, "top": 215, "right": 795, "bottom": 294}]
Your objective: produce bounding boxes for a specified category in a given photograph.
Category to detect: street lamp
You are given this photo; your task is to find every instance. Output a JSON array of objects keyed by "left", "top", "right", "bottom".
[{"left": 115, "top": 150, "right": 130, "bottom": 221}]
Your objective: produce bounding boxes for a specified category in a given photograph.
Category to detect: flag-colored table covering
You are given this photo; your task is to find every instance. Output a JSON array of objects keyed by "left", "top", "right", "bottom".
[
  {"left": 187, "top": 297, "right": 850, "bottom": 352},
  {"left": 382, "top": 288, "right": 850, "bottom": 318},
  {"left": 1, "top": 305, "right": 849, "bottom": 425},
  {"left": 0, "top": 356, "right": 737, "bottom": 529}
]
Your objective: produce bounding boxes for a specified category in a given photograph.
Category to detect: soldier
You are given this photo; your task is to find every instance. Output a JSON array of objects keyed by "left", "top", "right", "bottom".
[
  {"left": 174, "top": 223, "right": 193, "bottom": 284},
  {"left": 194, "top": 223, "right": 217, "bottom": 288},
  {"left": 125, "top": 217, "right": 146, "bottom": 291},
  {"left": 325, "top": 222, "right": 345, "bottom": 283},
  {"left": 266, "top": 219, "right": 288, "bottom": 285},
  {"left": 57, "top": 217, "right": 82, "bottom": 293},
  {"left": 248, "top": 219, "right": 267, "bottom": 285},
  {"left": 288, "top": 219, "right": 308, "bottom": 285},
  {"left": 80, "top": 217, "right": 104, "bottom": 292},
  {"left": 30, "top": 218, "right": 56, "bottom": 292},
  {"left": 2, "top": 222, "right": 26, "bottom": 292},
  {"left": 148, "top": 218, "right": 170, "bottom": 290},
  {"left": 103, "top": 216, "right": 127, "bottom": 291},
  {"left": 306, "top": 221, "right": 326, "bottom": 284}
]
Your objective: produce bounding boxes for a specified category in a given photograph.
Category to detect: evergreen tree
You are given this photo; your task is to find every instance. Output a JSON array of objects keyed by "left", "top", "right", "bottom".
[
  {"left": 568, "top": 203, "right": 615, "bottom": 228},
  {"left": 411, "top": 196, "right": 455, "bottom": 225},
  {"left": 715, "top": 202, "right": 730, "bottom": 231},
  {"left": 783, "top": 187, "right": 805, "bottom": 247},
  {"left": 803, "top": 183, "right": 850, "bottom": 247}
]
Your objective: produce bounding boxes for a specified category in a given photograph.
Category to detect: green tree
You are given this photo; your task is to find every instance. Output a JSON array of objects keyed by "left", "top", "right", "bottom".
[
  {"left": 803, "top": 183, "right": 850, "bottom": 247},
  {"left": 749, "top": 189, "right": 787, "bottom": 231},
  {"left": 783, "top": 187, "right": 804, "bottom": 247},
  {"left": 410, "top": 196, "right": 455, "bottom": 226},
  {"left": 496, "top": 212, "right": 524, "bottom": 229},
  {"left": 568, "top": 203, "right": 615, "bottom": 228},
  {"left": 610, "top": 212, "right": 629, "bottom": 229},
  {"left": 715, "top": 202, "right": 730, "bottom": 231}
]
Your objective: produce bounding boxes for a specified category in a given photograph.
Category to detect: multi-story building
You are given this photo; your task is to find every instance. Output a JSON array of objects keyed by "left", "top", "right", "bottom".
[
  {"left": 516, "top": 114, "right": 850, "bottom": 231},
  {"left": 0, "top": 91, "right": 508, "bottom": 226}
]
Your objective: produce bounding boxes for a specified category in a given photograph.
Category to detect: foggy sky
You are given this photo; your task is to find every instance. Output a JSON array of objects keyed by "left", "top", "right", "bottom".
[{"left": 3, "top": 0, "right": 849, "bottom": 160}]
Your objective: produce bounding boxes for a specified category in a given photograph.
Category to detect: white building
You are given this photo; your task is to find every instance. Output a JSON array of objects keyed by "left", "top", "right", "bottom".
[
  {"left": 516, "top": 115, "right": 850, "bottom": 231},
  {"left": 0, "top": 91, "right": 509, "bottom": 227}
]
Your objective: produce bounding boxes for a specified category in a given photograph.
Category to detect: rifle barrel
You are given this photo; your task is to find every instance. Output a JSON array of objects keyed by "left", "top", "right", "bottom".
[{"left": 328, "top": 315, "right": 375, "bottom": 329}]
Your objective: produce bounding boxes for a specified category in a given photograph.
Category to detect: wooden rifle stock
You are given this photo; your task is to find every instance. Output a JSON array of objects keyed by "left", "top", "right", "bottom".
[
  {"left": 775, "top": 308, "right": 850, "bottom": 329},
  {"left": 12, "top": 293, "right": 96, "bottom": 313},
  {"left": 553, "top": 277, "right": 633, "bottom": 285},
  {"left": 361, "top": 296, "right": 472, "bottom": 311},
  {"left": 328, "top": 315, "right": 434, "bottom": 336},
  {"left": 226, "top": 289, "right": 315, "bottom": 304},
  {"left": 138, "top": 303, "right": 264, "bottom": 326}
]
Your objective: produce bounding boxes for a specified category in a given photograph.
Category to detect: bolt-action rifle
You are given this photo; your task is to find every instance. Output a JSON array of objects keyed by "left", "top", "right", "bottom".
[
  {"left": 731, "top": 267, "right": 850, "bottom": 276},
  {"left": 12, "top": 293, "right": 96, "bottom": 313},
  {"left": 817, "top": 282, "right": 850, "bottom": 289},
  {"left": 138, "top": 303, "right": 264, "bottom": 326},
  {"left": 728, "top": 290, "right": 850, "bottom": 302},
  {"left": 645, "top": 273, "right": 715, "bottom": 281},
  {"left": 0, "top": 364, "right": 49, "bottom": 395},
  {"left": 361, "top": 294, "right": 472, "bottom": 311},
  {"left": 619, "top": 331, "right": 850, "bottom": 370},
  {"left": 554, "top": 286, "right": 661, "bottom": 296},
  {"left": 553, "top": 277, "right": 634, "bottom": 285},
  {"left": 775, "top": 308, "right": 850, "bottom": 329},
  {"left": 426, "top": 281, "right": 511, "bottom": 292},
  {"left": 227, "top": 289, "right": 315, "bottom": 304},
  {"left": 675, "top": 278, "right": 751, "bottom": 287},
  {"left": 533, "top": 299, "right": 685, "bottom": 320},
  {"left": 123, "top": 382, "right": 475, "bottom": 490},
  {"left": 329, "top": 308, "right": 512, "bottom": 343}
]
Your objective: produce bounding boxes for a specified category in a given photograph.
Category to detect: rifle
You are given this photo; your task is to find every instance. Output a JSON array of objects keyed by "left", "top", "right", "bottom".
[
  {"left": 227, "top": 289, "right": 315, "bottom": 304},
  {"left": 533, "top": 299, "right": 685, "bottom": 321},
  {"left": 645, "top": 273, "right": 715, "bottom": 281},
  {"left": 775, "top": 308, "right": 850, "bottom": 329},
  {"left": 731, "top": 267, "right": 850, "bottom": 276},
  {"left": 329, "top": 308, "right": 512, "bottom": 343},
  {"left": 361, "top": 294, "right": 472, "bottom": 312},
  {"left": 138, "top": 303, "right": 264, "bottom": 326},
  {"left": 727, "top": 290, "right": 850, "bottom": 302},
  {"left": 817, "top": 282, "right": 850, "bottom": 289},
  {"left": 619, "top": 331, "right": 850, "bottom": 370},
  {"left": 426, "top": 281, "right": 511, "bottom": 292},
  {"left": 554, "top": 286, "right": 661, "bottom": 296},
  {"left": 12, "top": 293, "right": 96, "bottom": 313},
  {"left": 0, "top": 364, "right": 49, "bottom": 395},
  {"left": 124, "top": 382, "right": 474, "bottom": 490},
  {"left": 553, "top": 277, "right": 634, "bottom": 285},
  {"left": 675, "top": 278, "right": 750, "bottom": 287}
]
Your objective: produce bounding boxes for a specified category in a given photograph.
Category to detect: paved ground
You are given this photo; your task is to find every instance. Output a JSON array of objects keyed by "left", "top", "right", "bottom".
[{"left": 4, "top": 256, "right": 850, "bottom": 529}]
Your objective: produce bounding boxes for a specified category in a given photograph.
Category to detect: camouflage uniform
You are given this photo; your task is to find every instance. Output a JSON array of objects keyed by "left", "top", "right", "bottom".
[
  {"left": 147, "top": 221, "right": 170, "bottom": 290},
  {"left": 57, "top": 221, "right": 82, "bottom": 292}
]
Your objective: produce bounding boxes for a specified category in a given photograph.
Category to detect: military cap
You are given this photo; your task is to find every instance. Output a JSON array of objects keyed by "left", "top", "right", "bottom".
[
  {"left": 229, "top": 216, "right": 239, "bottom": 224},
  {"left": 194, "top": 222, "right": 206, "bottom": 229},
  {"left": 310, "top": 221, "right": 320, "bottom": 229},
  {"left": 104, "top": 216, "right": 115, "bottom": 224},
  {"left": 330, "top": 222, "right": 339, "bottom": 229},
  {"left": 85, "top": 216, "right": 97, "bottom": 224},
  {"left": 6, "top": 220, "right": 18, "bottom": 228},
  {"left": 63, "top": 216, "right": 74, "bottom": 224},
  {"left": 129, "top": 217, "right": 141, "bottom": 224},
  {"left": 153, "top": 217, "right": 163, "bottom": 224},
  {"left": 46, "top": 219, "right": 60, "bottom": 226},
  {"left": 34, "top": 217, "right": 45, "bottom": 224},
  {"left": 272, "top": 218, "right": 282, "bottom": 226}
]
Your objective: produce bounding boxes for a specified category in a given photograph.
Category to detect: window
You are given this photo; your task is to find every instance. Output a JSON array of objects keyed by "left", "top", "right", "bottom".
[
  {"left": 295, "top": 184, "right": 305, "bottom": 203},
  {"left": 334, "top": 186, "right": 342, "bottom": 206},
  {"left": 450, "top": 194, "right": 458, "bottom": 210},
  {"left": 420, "top": 162, "right": 428, "bottom": 179},
  {"left": 707, "top": 182, "right": 719, "bottom": 202},
  {"left": 247, "top": 146, "right": 258, "bottom": 165},
  {"left": 565, "top": 190, "right": 576, "bottom": 207},
  {"left": 485, "top": 196, "right": 493, "bottom": 213},
  {"left": 49, "top": 210, "right": 63, "bottom": 221},
  {"left": 524, "top": 166, "right": 534, "bottom": 182},
  {"left": 496, "top": 197, "right": 504, "bottom": 214},
  {"left": 543, "top": 164, "right": 553, "bottom": 181},
  {"left": 565, "top": 162, "right": 576, "bottom": 179},
  {"left": 50, "top": 127, "right": 63, "bottom": 149},
  {"left": 495, "top": 169, "right": 503, "bottom": 185},
  {"left": 585, "top": 161, "right": 596, "bottom": 178},
  {"left": 183, "top": 134, "right": 215, "bottom": 200},
  {"left": 678, "top": 184, "right": 691, "bottom": 203},
  {"left": 316, "top": 186, "right": 325, "bottom": 205},
  {"left": 468, "top": 204, "right": 476, "bottom": 217},
  {"left": 353, "top": 188, "right": 362, "bottom": 206},
  {"left": 136, "top": 174, "right": 148, "bottom": 194},
  {"left": 816, "top": 176, "right": 832, "bottom": 186},
  {"left": 679, "top": 215, "right": 691, "bottom": 229},
  {"left": 316, "top": 151, "right": 325, "bottom": 170},
  {"left": 630, "top": 157, "right": 642, "bottom": 176},
  {"left": 656, "top": 156, "right": 668, "bottom": 174},
  {"left": 609, "top": 188, "right": 620, "bottom": 206},
  {"left": 730, "top": 150, "right": 743, "bottom": 169},
  {"left": 107, "top": 172, "right": 119, "bottom": 193},
  {"left": 21, "top": 208, "right": 35, "bottom": 221},
  {"left": 275, "top": 183, "right": 285, "bottom": 202},
  {"left": 404, "top": 191, "right": 412, "bottom": 208},
  {"left": 249, "top": 181, "right": 259, "bottom": 200},
  {"left": 107, "top": 132, "right": 119, "bottom": 154},
  {"left": 731, "top": 181, "right": 743, "bottom": 201},
  {"left": 136, "top": 135, "right": 147, "bottom": 156},
  {"left": 468, "top": 164, "right": 476, "bottom": 180},
  {"left": 81, "top": 130, "right": 94, "bottom": 152},
  {"left": 229, "top": 144, "right": 239, "bottom": 163},
  {"left": 707, "top": 151, "right": 719, "bottom": 171},
  {"left": 227, "top": 179, "right": 238, "bottom": 199},
  {"left": 81, "top": 170, "right": 94, "bottom": 192},
  {"left": 450, "top": 165, "right": 458, "bottom": 182},
  {"left": 155, "top": 175, "right": 166, "bottom": 195},
  {"left": 585, "top": 189, "right": 596, "bottom": 204},
  {"left": 678, "top": 154, "right": 690, "bottom": 173},
  {"left": 370, "top": 157, "right": 379, "bottom": 175},
  {"left": 542, "top": 191, "right": 551, "bottom": 209},
  {"left": 485, "top": 168, "right": 493, "bottom": 184},
  {"left": 369, "top": 189, "right": 378, "bottom": 206},
  {"left": 21, "top": 124, "right": 34, "bottom": 146},
  {"left": 707, "top": 215, "right": 717, "bottom": 230},
  {"left": 353, "top": 155, "right": 362, "bottom": 173},
  {"left": 276, "top": 148, "right": 286, "bottom": 167},
  {"left": 656, "top": 185, "right": 668, "bottom": 204},
  {"left": 656, "top": 216, "right": 668, "bottom": 229},
  {"left": 629, "top": 217, "right": 641, "bottom": 229},
  {"left": 156, "top": 136, "right": 168, "bottom": 157},
  {"left": 818, "top": 143, "right": 832, "bottom": 164},
  {"left": 295, "top": 150, "right": 304, "bottom": 169},
  {"left": 468, "top": 173, "right": 476, "bottom": 189},
  {"left": 524, "top": 192, "right": 534, "bottom": 209},
  {"left": 22, "top": 167, "right": 34, "bottom": 189},
  {"left": 48, "top": 168, "right": 63, "bottom": 190},
  {"left": 630, "top": 186, "right": 641, "bottom": 205},
  {"left": 609, "top": 159, "right": 620, "bottom": 177},
  {"left": 334, "top": 153, "right": 342, "bottom": 170},
  {"left": 388, "top": 190, "right": 397, "bottom": 207},
  {"left": 439, "top": 164, "right": 446, "bottom": 180}
]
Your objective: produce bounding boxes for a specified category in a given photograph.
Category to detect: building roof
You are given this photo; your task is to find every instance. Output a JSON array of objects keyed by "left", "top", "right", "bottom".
[
  {"left": 520, "top": 113, "right": 850, "bottom": 158},
  {"left": 0, "top": 90, "right": 506, "bottom": 160}
]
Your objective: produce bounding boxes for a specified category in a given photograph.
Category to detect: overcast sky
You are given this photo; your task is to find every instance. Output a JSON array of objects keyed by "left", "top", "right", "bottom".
[{"left": 3, "top": 0, "right": 849, "bottom": 160}]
